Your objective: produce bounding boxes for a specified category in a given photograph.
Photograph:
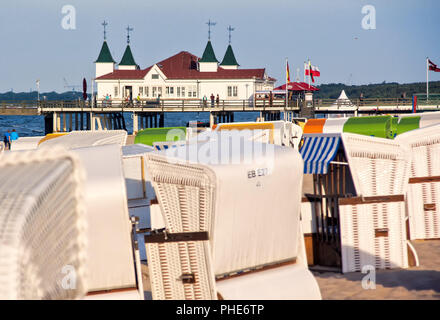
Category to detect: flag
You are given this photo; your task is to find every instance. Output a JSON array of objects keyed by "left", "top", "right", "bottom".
[
  {"left": 308, "top": 61, "right": 314, "bottom": 83},
  {"left": 305, "top": 63, "right": 321, "bottom": 77},
  {"left": 429, "top": 59, "right": 440, "bottom": 72},
  {"left": 286, "top": 61, "right": 291, "bottom": 82}
]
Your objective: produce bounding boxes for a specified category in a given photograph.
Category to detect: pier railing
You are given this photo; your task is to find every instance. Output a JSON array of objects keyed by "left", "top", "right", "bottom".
[
  {"left": 2, "top": 96, "right": 440, "bottom": 116},
  {"left": 35, "top": 98, "right": 298, "bottom": 111},
  {"left": 314, "top": 97, "right": 440, "bottom": 109}
]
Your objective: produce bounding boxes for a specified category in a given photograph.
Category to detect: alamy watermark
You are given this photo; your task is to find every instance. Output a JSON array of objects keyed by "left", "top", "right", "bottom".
[
  {"left": 361, "top": 5, "right": 376, "bottom": 30},
  {"left": 61, "top": 265, "right": 77, "bottom": 290},
  {"left": 361, "top": 265, "right": 376, "bottom": 290},
  {"left": 162, "top": 128, "right": 276, "bottom": 172},
  {"left": 61, "top": 5, "right": 76, "bottom": 30}
]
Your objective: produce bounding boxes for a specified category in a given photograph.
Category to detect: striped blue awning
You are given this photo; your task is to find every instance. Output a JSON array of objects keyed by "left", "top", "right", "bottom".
[{"left": 300, "top": 135, "right": 341, "bottom": 174}]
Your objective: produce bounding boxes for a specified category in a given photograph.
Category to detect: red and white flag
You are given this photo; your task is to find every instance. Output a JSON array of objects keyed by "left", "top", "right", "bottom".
[
  {"left": 429, "top": 59, "right": 440, "bottom": 72},
  {"left": 305, "top": 62, "right": 321, "bottom": 77}
]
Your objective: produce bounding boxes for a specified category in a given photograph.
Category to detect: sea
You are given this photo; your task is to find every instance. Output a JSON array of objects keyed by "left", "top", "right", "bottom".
[{"left": 0, "top": 112, "right": 263, "bottom": 137}]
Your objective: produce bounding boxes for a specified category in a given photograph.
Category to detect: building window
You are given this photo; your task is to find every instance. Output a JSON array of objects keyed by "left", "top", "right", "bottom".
[
  {"left": 187, "top": 86, "right": 196, "bottom": 98},
  {"left": 139, "top": 87, "right": 143, "bottom": 96},
  {"left": 182, "top": 87, "right": 185, "bottom": 97},
  {"left": 114, "top": 86, "right": 118, "bottom": 97},
  {"left": 152, "top": 87, "right": 157, "bottom": 97},
  {"left": 169, "top": 87, "right": 174, "bottom": 95},
  {"left": 158, "top": 87, "right": 162, "bottom": 97},
  {"left": 152, "top": 74, "right": 159, "bottom": 79},
  {"left": 165, "top": 87, "right": 170, "bottom": 96},
  {"left": 177, "top": 87, "right": 180, "bottom": 97},
  {"left": 145, "top": 86, "right": 149, "bottom": 97},
  {"left": 228, "top": 86, "right": 238, "bottom": 97}
]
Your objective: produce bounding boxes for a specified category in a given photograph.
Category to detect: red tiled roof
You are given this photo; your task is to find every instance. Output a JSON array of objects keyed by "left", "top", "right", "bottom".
[
  {"left": 96, "top": 68, "right": 151, "bottom": 80},
  {"left": 275, "top": 82, "right": 319, "bottom": 91},
  {"left": 96, "top": 51, "right": 272, "bottom": 81}
]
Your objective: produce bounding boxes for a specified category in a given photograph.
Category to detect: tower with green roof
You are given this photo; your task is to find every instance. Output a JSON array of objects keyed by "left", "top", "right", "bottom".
[
  {"left": 118, "top": 25, "right": 139, "bottom": 70},
  {"left": 95, "top": 21, "right": 115, "bottom": 78},
  {"left": 220, "top": 26, "right": 239, "bottom": 70},
  {"left": 199, "top": 20, "right": 219, "bottom": 72}
]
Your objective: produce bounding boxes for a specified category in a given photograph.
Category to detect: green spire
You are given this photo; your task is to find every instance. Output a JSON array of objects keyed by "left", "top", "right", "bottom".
[
  {"left": 95, "top": 41, "right": 115, "bottom": 63},
  {"left": 119, "top": 45, "right": 137, "bottom": 66},
  {"left": 220, "top": 44, "right": 239, "bottom": 66},
  {"left": 199, "top": 41, "right": 218, "bottom": 63}
]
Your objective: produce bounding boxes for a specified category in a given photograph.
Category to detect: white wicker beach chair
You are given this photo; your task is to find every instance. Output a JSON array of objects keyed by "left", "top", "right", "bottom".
[
  {"left": 144, "top": 133, "right": 321, "bottom": 300},
  {"left": 322, "top": 118, "right": 348, "bottom": 134},
  {"left": 71, "top": 144, "right": 143, "bottom": 299},
  {"left": 396, "top": 124, "right": 440, "bottom": 240},
  {"left": 0, "top": 148, "right": 87, "bottom": 299},
  {"left": 419, "top": 111, "right": 440, "bottom": 128},
  {"left": 338, "top": 133, "right": 412, "bottom": 273},
  {"left": 341, "top": 133, "right": 411, "bottom": 197},
  {"left": 10, "top": 136, "right": 45, "bottom": 151},
  {"left": 38, "top": 130, "right": 127, "bottom": 149}
]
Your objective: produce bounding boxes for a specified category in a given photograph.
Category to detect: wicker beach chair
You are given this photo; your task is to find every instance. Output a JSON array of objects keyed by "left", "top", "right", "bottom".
[
  {"left": 339, "top": 133, "right": 411, "bottom": 272},
  {"left": 0, "top": 148, "right": 87, "bottom": 299},
  {"left": 144, "top": 134, "right": 321, "bottom": 300},
  {"left": 396, "top": 124, "right": 440, "bottom": 240},
  {"left": 300, "top": 133, "right": 413, "bottom": 273},
  {"left": 71, "top": 144, "right": 144, "bottom": 299},
  {"left": 38, "top": 130, "right": 127, "bottom": 149}
]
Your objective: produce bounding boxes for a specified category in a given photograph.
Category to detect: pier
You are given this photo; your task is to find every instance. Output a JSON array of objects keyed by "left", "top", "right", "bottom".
[{"left": 1, "top": 97, "right": 440, "bottom": 134}]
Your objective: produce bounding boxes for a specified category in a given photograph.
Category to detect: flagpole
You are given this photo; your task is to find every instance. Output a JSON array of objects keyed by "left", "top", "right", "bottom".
[
  {"left": 285, "top": 57, "right": 288, "bottom": 109},
  {"left": 308, "top": 59, "right": 311, "bottom": 89},
  {"left": 303, "top": 61, "right": 306, "bottom": 83},
  {"left": 427, "top": 57, "right": 429, "bottom": 101}
]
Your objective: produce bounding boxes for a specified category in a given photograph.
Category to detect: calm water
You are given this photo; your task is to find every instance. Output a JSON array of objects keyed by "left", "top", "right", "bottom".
[{"left": 0, "top": 112, "right": 263, "bottom": 137}]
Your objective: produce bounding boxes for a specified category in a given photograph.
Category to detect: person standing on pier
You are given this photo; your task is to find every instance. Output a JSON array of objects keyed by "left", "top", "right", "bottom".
[
  {"left": 11, "top": 129, "right": 18, "bottom": 143},
  {"left": 216, "top": 94, "right": 220, "bottom": 107},
  {"left": 3, "top": 130, "right": 11, "bottom": 150},
  {"left": 210, "top": 93, "right": 215, "bottom": 108},
  {"left": 203, "top": 95, "right": 207, "bottom": 107}
]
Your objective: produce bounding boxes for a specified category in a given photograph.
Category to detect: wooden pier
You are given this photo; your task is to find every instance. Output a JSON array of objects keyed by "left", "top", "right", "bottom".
[{"left": 1, "top": 97, "right": 440, "bottom": 134}]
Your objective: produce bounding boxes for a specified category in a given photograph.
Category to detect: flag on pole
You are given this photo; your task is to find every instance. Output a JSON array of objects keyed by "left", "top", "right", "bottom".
[
  {"left": 305, "top": 63, "right": 321, "bottom": 77},
  {"left": 286, "top": 61, "right": 291, "bottom": 82},
  {"left": 308, "top": 61, "right": 314, "bottom": 83},
  {"left": 429, "top": 59, "right": 440, "bottom": 72}
]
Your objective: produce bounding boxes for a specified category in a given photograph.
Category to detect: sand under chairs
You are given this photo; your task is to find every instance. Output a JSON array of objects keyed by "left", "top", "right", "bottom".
[
  {"left": 300, "top": 132, "right": 414, "bottom": 273},
  {"left": 396, "top": 124, "right": 440, "bottom": 240},
  {"left": 71, "top": 144, "right": 144, "bottom": 299},
  {"left": 38, "top": 130, "right": 127, "bottom": 149},
  {"left": 0, "top": 148, "right": 87, "bottom": 299},
  {"left": 144, "top": 133, "right": 321, "bottom": 300}
]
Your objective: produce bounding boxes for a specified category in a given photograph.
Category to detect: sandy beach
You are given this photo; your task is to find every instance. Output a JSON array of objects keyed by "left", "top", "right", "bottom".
[
  {"left": 141, "top": 240, "right": 440, "bottom": 300},
  {"left": 312, "top": 240, "right": 440, "bottom": 300}
]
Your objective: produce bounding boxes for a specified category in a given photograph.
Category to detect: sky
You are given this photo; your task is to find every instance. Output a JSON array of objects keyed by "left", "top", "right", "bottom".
[{"left": 0, "top": 0, "right": 439, "bottom": 93}]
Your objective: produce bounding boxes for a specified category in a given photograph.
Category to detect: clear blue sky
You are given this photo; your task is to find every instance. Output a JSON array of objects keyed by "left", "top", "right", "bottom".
[{"left": 1, "top": 0, "right": 439, "bottom": 93}]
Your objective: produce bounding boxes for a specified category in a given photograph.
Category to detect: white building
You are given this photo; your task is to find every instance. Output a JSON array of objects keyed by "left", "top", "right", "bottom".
[{"left": 94, "top": 39, "right": 276, "bottom": 102}]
